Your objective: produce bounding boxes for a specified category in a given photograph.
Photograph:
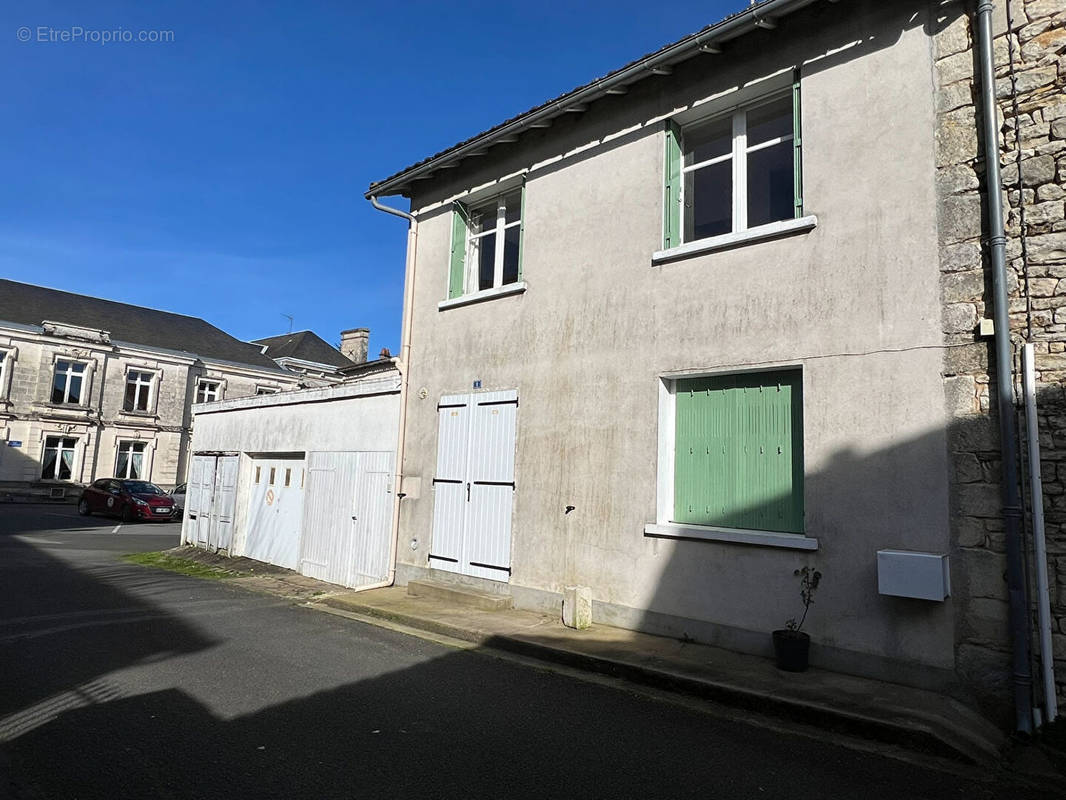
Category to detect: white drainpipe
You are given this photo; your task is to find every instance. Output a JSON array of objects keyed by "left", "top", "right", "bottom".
[
  {"left": 1022, "top": 343, "right": 1058, "bottom": 723},
  {"left": 355, "top": 196, "right": 418, "bottom": 593}
]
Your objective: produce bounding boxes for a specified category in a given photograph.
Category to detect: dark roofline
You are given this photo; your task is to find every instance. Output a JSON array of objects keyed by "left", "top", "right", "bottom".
[{"left": 366, "top": 0, "right": 828, "bottom": 198}]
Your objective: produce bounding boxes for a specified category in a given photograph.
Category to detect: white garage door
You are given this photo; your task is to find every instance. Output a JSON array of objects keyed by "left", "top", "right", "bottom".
[
  {"left": 184, "top": 454, "right": 238, "bottom": 552},
  {"left": 243, "top": 456, "right": 305, "bottom": 570},
  {"left": 300, "top": 451, "right": 394, "bottom": 588}
]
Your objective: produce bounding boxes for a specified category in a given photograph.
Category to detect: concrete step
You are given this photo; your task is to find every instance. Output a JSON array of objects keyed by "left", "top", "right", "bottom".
[{"left": 406, "top": 579, "right": 513, "bottom": 611}]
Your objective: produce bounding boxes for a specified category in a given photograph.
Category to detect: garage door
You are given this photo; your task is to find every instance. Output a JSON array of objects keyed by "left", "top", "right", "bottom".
[
  {"left": 300, "top": 451, "right": 393, "bottom": 588},
  {"left": 184, "top": 454, "right": 238, "bottom": 552},
  {"left": 243, "top": 456, "right": 305, "bottom": 570}
]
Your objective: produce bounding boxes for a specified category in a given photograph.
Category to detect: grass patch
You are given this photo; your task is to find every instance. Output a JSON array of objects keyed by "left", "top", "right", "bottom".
[{"left": 122, "top": 551, "right": 246, "bottom": 580}]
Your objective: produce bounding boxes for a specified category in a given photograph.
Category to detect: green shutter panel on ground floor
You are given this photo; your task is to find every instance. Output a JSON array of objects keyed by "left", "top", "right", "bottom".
[
  {"left": 663, "top": 120, "right": 682, "bottom": 249},
  {"left": 673, "top": 371, "right": 803, "bottom": 534},
  {"left": 448, "top": 204, "right": 468, "bottom": 299}
]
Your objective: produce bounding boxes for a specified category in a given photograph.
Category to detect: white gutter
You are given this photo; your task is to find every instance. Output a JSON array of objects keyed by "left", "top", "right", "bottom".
[
  {"left": 367, "top": 0, "right": 829, "bottom": 197},
  {"left": 1022, "top": 343, "right": 1058, "bottom": 724},
  {"left": 360, "top": 195, "right": 419, "bottom": 592}
]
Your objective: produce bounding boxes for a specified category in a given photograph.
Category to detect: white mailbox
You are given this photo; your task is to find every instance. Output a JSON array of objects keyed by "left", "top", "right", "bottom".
[{"left": 877, "top": 550, "right": 950, "bottom": 601}]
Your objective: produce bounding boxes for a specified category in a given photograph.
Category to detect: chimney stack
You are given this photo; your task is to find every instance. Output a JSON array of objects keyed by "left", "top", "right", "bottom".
[{"left": 339, "top": 328, "right": 369, "bottom": 364}]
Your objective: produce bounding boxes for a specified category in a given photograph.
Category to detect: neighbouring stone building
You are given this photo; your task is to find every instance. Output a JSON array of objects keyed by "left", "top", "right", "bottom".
[
  {"left": 933, "top": 0, "right": 1066, "bottom": 716},
  {"left": 0, "top": 279, "right": 362, "bottom": 498}
]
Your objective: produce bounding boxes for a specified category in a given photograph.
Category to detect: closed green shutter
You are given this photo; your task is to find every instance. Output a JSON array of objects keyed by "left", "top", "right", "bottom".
[
  {"left": 673, "top": 370, "right": 803, "bottom": 534},
  {"left": 792, "top": 69, "right": 803, "bottom": 218},
  {"left": 448, "top": 203, "right": 468, "bottom": 299},
  {"left": 663, "top": 120, "right": 682, "bottom": 249}
]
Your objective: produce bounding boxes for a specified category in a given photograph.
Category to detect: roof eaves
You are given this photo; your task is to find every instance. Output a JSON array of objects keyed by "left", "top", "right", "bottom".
[{"left": 366, "top": 0, "right": 827, "bottom": 198}]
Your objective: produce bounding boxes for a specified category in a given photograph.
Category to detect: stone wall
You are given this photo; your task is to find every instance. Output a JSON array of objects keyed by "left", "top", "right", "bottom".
[{"left": 934, "top": 0, "right": 1066, "bottom": 718}]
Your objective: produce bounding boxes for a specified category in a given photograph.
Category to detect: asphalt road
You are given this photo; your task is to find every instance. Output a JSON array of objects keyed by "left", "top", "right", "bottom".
[{"left": 0, "top": 504, "right": 1057, "bottom": 799}]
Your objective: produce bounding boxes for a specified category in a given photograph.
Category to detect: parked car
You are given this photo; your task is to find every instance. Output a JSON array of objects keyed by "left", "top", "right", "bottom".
[
  {"left": 78, "top": 478, "right": 177, "bottom": 522},
  {"left": 170, "top": 483, "right": 186, "bottom": 512}
]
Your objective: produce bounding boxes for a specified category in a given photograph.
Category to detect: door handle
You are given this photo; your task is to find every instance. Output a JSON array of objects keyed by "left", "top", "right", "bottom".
[
  {"left": 351, "top": 515, "right": 358, "bottom": 521},
  {"left": 466, "top": 482, "right": 470, "bottom": 502}
]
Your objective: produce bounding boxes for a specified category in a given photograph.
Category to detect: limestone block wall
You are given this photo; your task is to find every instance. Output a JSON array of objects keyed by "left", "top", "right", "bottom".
[{"left": 934, "top": 0, "right": 1066, "bottom": 714}]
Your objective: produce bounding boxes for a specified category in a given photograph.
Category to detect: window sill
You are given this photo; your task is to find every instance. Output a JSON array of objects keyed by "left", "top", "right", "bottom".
[
  {"left": 438, "top": 281, "right": 526, "bottom": 311},
  {"left": 644, "top": 522, "right": 818, "bottom": 551},
  {"left": 652, "top": 215, "right": 818, "bottom": 264}
]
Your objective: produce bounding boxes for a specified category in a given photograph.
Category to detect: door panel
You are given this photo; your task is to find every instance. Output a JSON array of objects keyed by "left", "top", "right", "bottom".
[
  {"left": 429, "top": 390, "right": 517, "bottom": 582},
  {"left": 244, "top": 457, "right": 304, "bottom": 569},
  {"left": 300, "top": 451, "right": 360, "bottom": 583}
]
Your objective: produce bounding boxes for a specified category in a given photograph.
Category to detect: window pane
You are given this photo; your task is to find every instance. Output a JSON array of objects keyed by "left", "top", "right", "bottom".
[
  {"left": 71, "top": 362, "right": 86, "bottom": 375},
  {"left": 503, "top": 192, "right": 521, "bottom": 225},
  {"left": 124, "top": 381, "right": 137, "bottom": 410},
  {"left": 502, "top": 226, "right": 520, "bottom": 285},
  {"left": 472, "top": 205, "right": 496, "bottom": 235},
  {"left": 746, "top": 96, "right": 791, "bottom": 147},
  {"left": 130, "top": 452, "right": 143, "bottom": 479},
  {"left": 68, "top": 375, "right": 82, "bottom": 404},
  {"left": 41, "top": 447, "right": 57, "bottom": 479},
  {"left": 117, "top": 451, "right": 129, "bottom": 478},
  {"left": 747, "top": 140, "right": 794, "bottom": 228},
  {"left": 59, "top": 447, "right": 73, "bottom": 480},
  {"left": 684, "top": 117, "right": 732, "bottom": 167},
  {"left": 136, "top": 385, "right": 149, "bottom": 411},
  {"left": 684, "top": 161, "right": 732, "bottom": 241},
  {"left": 478, "top": 231, "right": 496, "bottom": 291},
  {"left": 52, "top": 373, "right": 66, "bottom": 403}
]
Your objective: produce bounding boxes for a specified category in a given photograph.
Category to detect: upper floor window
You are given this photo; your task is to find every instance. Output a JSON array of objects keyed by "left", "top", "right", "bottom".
[
  {"left": 256, "top": 385, "right": 279, "bottom": 396},
  {"left": 41, "top": 435, "right": 77, "bottom": 480},
  {"left": 52, "top": 360, "right": 86, "bottom": 404},
  {"left": 124, "top": 370, "right": 154, "bottom": 412},
  {"left": 0, "top": 351, "right": 7, "bottom": 395},
  {"left": 663, "top": 81, "right": 802, "bottom": 250},
  {"left": 448, "top": 189, "right": 524, "bottom": 299},
  {"left": 196, "top": 379, "right": 221, "bottom": 404}
]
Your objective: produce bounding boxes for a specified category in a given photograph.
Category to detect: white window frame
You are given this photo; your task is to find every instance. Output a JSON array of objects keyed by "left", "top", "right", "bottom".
[
  {"left": 51, "top": 359, "right": 89, "bottom": 405},
  {"left": 41, "top": 435, "right": 79, "bottom": 481},
  {"left": 123, "top": 368, "right": 156, "bottom": 413},
  {"left": 256, "top": 385, "right": 280, "bottom": 396},
  {"left": 0, "top": 348, "right": 12, "bottom": 401},
  {"left": 196, "top": 378, "right": 222, "bottom": 404},
  {"left": 115, "top": 439, "right": 150, "bottom": 479},
  {"left": 680, "top": 90, "right": 795, "bottom": 243},
  {"left": 465, "top": 193, "right": 522, "bottom": 296},
  {"left": 645, "top": 372, "right": 818, "bottom": 552}
]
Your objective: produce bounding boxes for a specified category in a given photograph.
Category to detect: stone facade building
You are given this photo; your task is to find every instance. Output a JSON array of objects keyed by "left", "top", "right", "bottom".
[
  {"left": 932, "top": 0, "right": 1066, "bottom": 717},
  {"left": 0, "top": 280, "right": 358, "bottom": 497}
]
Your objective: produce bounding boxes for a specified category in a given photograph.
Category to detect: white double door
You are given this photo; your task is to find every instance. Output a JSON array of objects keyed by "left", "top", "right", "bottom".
[
  {"left": 430, "top": 389, "right": 517, "bottom": 582},
  {"left": 186, "top": 454, "right": 238, "bottom": 552}
]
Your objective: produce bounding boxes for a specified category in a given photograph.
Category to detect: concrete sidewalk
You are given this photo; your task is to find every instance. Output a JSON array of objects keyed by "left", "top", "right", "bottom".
[
  {"left": 162, "top": 547, "right": 1035, "bottom": 770},
  {"left": 316, "top": 586, "right": 1007, "bottom": 764}
]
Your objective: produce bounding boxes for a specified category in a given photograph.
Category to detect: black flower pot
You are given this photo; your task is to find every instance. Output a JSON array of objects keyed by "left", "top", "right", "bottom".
[{"left": 772, "top": 629, "right": 810, "bottom": 672}]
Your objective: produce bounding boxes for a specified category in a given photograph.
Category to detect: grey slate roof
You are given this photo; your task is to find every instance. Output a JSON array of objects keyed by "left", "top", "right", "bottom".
[
  {"left": 251, "top": 330, "right": 354, "bottom": 369},
  {"left": 0, "top": 279, "right": 281, "bottom": 370}
]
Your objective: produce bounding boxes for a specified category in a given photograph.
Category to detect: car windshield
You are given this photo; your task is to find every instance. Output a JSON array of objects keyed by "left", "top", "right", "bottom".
[{"left": 122, "top": 480, "right": 165, "bottom": 495}]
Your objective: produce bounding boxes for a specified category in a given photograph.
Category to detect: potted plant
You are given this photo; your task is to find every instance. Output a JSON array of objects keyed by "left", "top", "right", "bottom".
[{"left": 773, "top": 566, "right": 821, "bottom": 672}]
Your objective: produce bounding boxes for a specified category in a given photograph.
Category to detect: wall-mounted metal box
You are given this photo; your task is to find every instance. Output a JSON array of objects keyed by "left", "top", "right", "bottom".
[{"left": 876, "top": 550, "right": 950, "bottom": 601}]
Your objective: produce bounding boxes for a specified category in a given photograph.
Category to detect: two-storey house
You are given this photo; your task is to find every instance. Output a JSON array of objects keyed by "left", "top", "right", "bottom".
[{"left": 367, "top": 0, "right": 1066, "bottom": 727}]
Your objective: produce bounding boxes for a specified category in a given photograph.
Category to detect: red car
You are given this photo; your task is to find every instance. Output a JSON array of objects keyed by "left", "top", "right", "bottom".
[{"left": 78, "top": 478, "right": 176, "bottom": 522}]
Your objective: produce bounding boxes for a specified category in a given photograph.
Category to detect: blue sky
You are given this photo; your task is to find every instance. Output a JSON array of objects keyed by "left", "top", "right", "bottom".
[{"left": 1, "top": 0, "right": 747, "bottom": 356}]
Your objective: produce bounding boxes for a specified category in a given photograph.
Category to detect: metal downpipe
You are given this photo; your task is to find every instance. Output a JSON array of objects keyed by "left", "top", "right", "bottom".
[
  {"left": 974, "top": 0, "right": 1032, "bottom": 735},
  {"left": 364, "top": 195, "right": 418, "bottom": 593}
]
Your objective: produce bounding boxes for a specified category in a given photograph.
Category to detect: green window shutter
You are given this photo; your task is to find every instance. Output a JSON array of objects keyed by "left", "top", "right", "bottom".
[
  {"left": 792, "top": 68, "right": 803, "bottom": 218},
  {"left": 517, "top": 179, "right": 526, "bottom": 281},
  {"left": 448, "top": 203, "right": 468, "bottom": 299},
  {"left": 673, "top": 370, "right": 803, "bottom": 534},
  {"left": 663, "top": 120, "right": 682, "bottom": 249}
]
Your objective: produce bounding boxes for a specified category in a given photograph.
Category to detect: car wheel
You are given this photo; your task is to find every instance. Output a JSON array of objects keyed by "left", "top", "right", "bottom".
[
  {"left": 77, "top": 499, "right": 91, "bottom": 516},
  {"left": 121, "top": 505, "right": 135, "bottom": 523}
]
